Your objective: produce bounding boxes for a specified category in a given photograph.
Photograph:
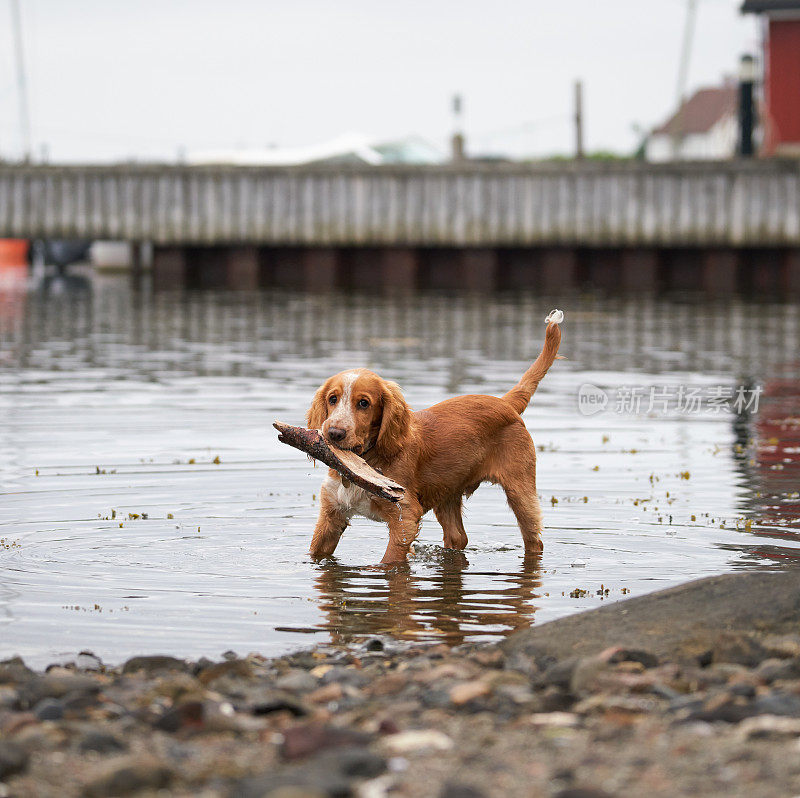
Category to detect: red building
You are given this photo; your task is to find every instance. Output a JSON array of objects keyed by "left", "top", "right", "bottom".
[{"left": 743, "top": 0, "right": 800, "bottom": 155}]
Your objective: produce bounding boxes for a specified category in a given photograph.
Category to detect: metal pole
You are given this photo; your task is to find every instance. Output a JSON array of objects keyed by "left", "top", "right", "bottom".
[
  {"left": 10, "top": 0, "right": 32, "bottom": 161},
  {"left": 451, "top": 93, "right": 465, "bottom": 162},
  {"left": 574, "top": 80, "right": 584, "bottom": 159},
  {"left": 672, "top": 0, "right": 698, "bottom": 159}
]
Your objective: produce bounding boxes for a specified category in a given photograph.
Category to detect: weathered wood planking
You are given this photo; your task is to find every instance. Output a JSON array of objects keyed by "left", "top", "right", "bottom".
[{"left": 1, "top": 162, "right": 800, "bottom": 246}]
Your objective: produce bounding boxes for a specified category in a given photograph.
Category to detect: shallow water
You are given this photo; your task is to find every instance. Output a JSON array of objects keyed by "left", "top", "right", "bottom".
[{"left": 1, "top": 275, "right": 799, "bottom": 667}]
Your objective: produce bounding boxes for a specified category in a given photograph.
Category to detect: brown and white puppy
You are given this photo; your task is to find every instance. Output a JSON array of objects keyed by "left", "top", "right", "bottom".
[{"left": 307, "top": 321, "right": 561, "bottom": 564}]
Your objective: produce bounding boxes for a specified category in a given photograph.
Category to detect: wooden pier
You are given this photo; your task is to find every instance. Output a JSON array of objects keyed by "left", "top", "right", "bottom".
[{"left": 2, "top": 161, "right": 800, "bottom": 292}]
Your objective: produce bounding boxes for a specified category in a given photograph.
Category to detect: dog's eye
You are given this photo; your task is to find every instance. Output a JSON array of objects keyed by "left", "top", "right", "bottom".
[
  {"left": 357, "top": 398, "right": 370, "bottom": 409},
  {"left": 328, "top": 395, "right": 338, "bottom": 405}
]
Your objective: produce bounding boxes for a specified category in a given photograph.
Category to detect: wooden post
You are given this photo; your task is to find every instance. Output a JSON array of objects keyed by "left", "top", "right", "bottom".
[
  {"left": 702, "top": 249, "right": 738, "bottom": 294},
  {"left": 575, "top": 80, "right": 584, "bottom": 160},
  {"left": 585, "top": 249, "right": 619, "bottom": 289},
  {"left": 226, "top": 246, "right": 259, "bottom": 290},
  {"left": 540, "top": 248, "right": 577, "bottom": 291},
  {"left": 303, "top": 248, "right": 339, "bottom": 291},
  {"left": 460, "top": 248, "right": 497, "bottom": 291},
  {"left": 266, "top": 248, "right": 304, "bottom": 289},
  {"left": 746, "top": 249, "right": 782, "bottom": 294},
  {"left": 130, "top": 241, "right": 143, "bottom": 289},
  {"left": 620, "top": 248, "right": 658, "bottom": 291},
  {"left": 379, "top": 248, "right": 417, "bottom": 290},
  {"left": 666, "top": 249, "right": 702, "bottom": 291},
  {"left": 451, "top": 93, "right": 465, "bottom": 162},
  {"left": 418, "top": 249, "right": 460, "bottom": 289},
  {"left": 785, "top": 249, "right": 800, "bottom": 296},
  {"left": 193, "top": 248, "right": 227, "bottom": 288},
  {"left": 152, "top": 246, "right": 187, "bottom": 290}
]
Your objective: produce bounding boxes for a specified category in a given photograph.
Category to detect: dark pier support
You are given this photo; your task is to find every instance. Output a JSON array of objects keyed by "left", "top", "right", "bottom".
[
  {"left": 703, "top": 249, "right": 739, "bottom": 294},
  {"left": 497, "top": 250, "right": 537, "bottom": 290},
  {"left": 150, "top": 243, "right": 800, "bottom": 296},
  {"left": 786, "top": 250, "right": 800, "bottom": 296},
  {"left": 620, "top": 249, "right": 659, "bottom": 291},
  {"left": 540, "top": 248, "right": 577, "bottom": 292},
  {"left": 130, "top": 241, "right": 144, "bottom": 290},
  {"left": 302, "top": 248, "right": 339, "bottom": 291},
  {"left": 379, "top": 248, "right": 417, "bottom": 290},
  {"left": 460, "top": 249, "right": 498, "bottom": 291},
  {"left": 152, "top": 246, "right": 187, "bottom": 290},
  {"left": 226, "top": 246, "right": 259, "bottom": 290}
]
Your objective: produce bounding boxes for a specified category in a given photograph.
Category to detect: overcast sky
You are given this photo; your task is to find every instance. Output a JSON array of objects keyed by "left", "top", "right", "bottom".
[{"left": 0, "top": 0, "right": 760, "bottom": 163}]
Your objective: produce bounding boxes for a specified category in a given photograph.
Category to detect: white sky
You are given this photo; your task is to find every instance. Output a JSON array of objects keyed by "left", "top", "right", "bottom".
[{"left": 0, "top": 0, "right": 760, "bottom": 163}]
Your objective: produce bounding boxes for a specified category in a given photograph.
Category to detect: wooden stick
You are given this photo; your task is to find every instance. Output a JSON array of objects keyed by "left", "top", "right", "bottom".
[{"left": 273, "top": 422, "right": 406, "bottom": 503}]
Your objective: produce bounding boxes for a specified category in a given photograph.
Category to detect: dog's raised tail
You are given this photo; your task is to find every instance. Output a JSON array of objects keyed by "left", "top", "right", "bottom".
[{"left": 503, "top": 310, "right": 563, "bottom": 415}]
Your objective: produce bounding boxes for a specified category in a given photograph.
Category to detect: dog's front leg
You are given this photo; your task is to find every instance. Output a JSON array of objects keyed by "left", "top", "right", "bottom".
[
  {"left": 309, "top": 490, "right": 348, "bottom": 560},
  {"left": 379, "top": 498, "right": 422, "bottom": 564}
]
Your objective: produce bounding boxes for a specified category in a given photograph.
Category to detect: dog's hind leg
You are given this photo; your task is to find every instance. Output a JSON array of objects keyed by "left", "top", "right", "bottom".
[
  {"left": 435, "top": 498, "right": 469, "bottom": 550},
  {"left": 490, "top": 424, "right": 544, "bottom": 554},
  {"left": 503, "top": 480, "right": 543, "bottom": 554}
]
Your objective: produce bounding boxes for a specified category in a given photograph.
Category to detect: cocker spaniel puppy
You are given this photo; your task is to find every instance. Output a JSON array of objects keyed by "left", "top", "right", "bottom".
[{"left": 307, "top": 318, "right": 562, "bottom": 563}]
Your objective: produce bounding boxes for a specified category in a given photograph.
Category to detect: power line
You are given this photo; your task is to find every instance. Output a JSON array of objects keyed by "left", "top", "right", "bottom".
[{"left": 672, "top": 0, "right": 699, "bottom": 155}]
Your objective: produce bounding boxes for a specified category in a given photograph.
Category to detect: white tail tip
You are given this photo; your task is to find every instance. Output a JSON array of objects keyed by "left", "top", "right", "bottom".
[{"left": 545, "top": 309, "right": 564, "bottom": 324}]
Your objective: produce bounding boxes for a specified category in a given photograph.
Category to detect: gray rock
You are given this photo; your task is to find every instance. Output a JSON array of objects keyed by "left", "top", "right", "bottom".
[
  {"left": 502, "top": 572, "right": 800, "bottom": 665},
  {"left": 280, "top": 722, "right": 373, "bottom": 761},
  {"left": 335, "top": 746, "right": 386, "bottom": 778},
  {"left": 0, "top": 657, "right": 35, "bottom": 685},
  {"left": 603, "top": 648, "right": 659, "bottom": 669},
  {"left": 233, "top": 746, "right": 383, "bottom": 798},
  {"left": 440, "top": 783, "right": 488, "bottom": 798},
  {"left": 62, "top": 689, "right": 102, "bottom": 715},
  {"left": 540, "top": 658, "right": 579, "bottom": 689},
  {"left": 75, "top": 652, "right": 104, "bottom": 671},
  {"left": 276, "top": 670, "right": 318, "bottom": 693},
  {"left": 687, "top": 697, "right": 753, "bottom": 724},
  {"left": 0, "top": 741, "right": 29, "bottom": 779},
  {"left": 121, "top": 655, "right": 188, "bottom": 674},
  {"left": 503, "top": 650, "right": 540, "bottom": 677},
  {"left": 18, "top": 673, "right": 100, "bottom": 708},
  {"left": 570, "top": 657, "right": 609, "bottom": 695},
  {"left": 729, "top": 683, "right": 756, "bottom": 699},
  {"left": 0, "top": 685, "right": 19, "bottom": 710},
  {"left": 420, "top": 688, "right": 453, "bottom": 709},
  {"left": 251, "top": 695, "right": 309, "bottom": 717},
  {"left": 230, "top": 775, "right": 343, "bottom": 798},
  {"left": 78, "top": 730, "right": 127, "bottom": 754},
  {"left": 538, "top": 687, "right": 574, "bottom": 713},
  {"left": 756, "top": 657, "right": 800, "bottom": 684},
  {"left": 33, "top": 697, "right": 64, "bottom": 720},
  {"left": 82, "top": 758, "right": 173, "bottom": 797},
  {"left": 751, "top": 691, "right": 800, "bottom": 717},
  {"left": 710, "top": 633, "right": 768, "bottom": 667},
  {"left": 153, "top": 700, "right": 204, "bottom": 732},
  {"left": 320, "top": 667, "right": 367, "bottom": 689}
]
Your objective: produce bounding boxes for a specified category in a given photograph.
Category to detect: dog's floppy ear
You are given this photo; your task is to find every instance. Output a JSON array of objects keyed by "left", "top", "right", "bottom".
[
  {"left": 307, "top": 380, "right": 330, "bottom": 430},
  {"left": 375, "top": 380, "right": 411, "bottom": 460}
]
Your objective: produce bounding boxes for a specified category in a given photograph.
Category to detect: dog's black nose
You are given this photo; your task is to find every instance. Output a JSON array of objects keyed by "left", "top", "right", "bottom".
[{"left": 328, "top": 427, "right": 346, "bottom": 443}]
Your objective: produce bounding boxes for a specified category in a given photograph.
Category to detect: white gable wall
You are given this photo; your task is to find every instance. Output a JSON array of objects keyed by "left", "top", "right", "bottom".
[{"left": 646, "top": 113, "right": 738, "bottom": 161}]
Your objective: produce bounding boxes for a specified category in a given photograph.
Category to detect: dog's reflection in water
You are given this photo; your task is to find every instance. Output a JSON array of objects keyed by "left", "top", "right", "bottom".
[{"left": 313, "top": 550, "right": 543, "bottom": 647}]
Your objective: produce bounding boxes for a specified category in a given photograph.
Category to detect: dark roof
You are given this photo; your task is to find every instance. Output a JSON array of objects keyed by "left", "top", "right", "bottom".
[
  {"left": 742, "top": 1, "right": 800, "bottom": 13},
  {"left": 653, "top": 86, "right": 737, "bottom": 137}
]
